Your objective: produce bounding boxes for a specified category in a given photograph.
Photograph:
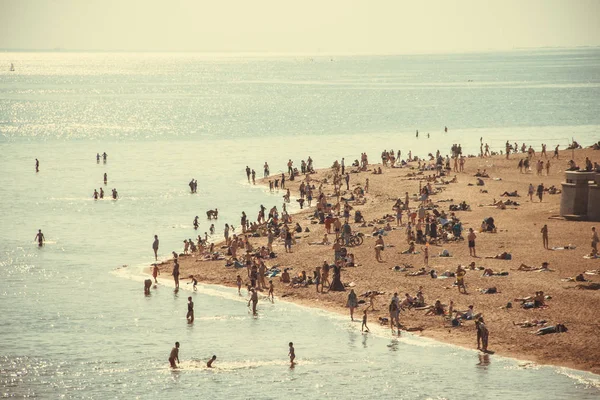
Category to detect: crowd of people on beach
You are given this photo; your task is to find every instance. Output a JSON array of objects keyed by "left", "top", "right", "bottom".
[
  {"left": 34, "top": 137, "right": 598, "bottom": 370},
  {"left": 145, "top": 139, "right": 600, "bottom": 368}
]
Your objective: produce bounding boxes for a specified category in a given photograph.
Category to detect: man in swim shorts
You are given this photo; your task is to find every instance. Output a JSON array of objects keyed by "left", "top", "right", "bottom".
[
  {"left": 186, "top": 297, "right": 194, "bottom": 323},
  {"left": 468, "top": 228, "right": 476, "bottom": 257},
  {"left": 34, "top": 229, "right": 45, "bottom": 246},
  {"left": 169, "top": 342, "right": 180, "bottom": 368},
  {"left": 152, "top": 235, "right": 159, "bottom": 261}
]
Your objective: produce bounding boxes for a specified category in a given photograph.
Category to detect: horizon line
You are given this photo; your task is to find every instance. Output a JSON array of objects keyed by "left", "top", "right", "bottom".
[{"left": 1, "top": 45, "right": 599, "bottom": 58}]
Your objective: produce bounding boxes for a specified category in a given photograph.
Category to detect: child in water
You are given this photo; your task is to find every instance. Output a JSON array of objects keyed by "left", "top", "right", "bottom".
[
  {"left": 236, "top": 275, "right": 242, "bottom": 295},
  {"left": 362, "top": 310, "right": 370, "bottom": 333},
  {"left": 268, "top": 280, "right": 274, "bottom": 302},
  {"left": 187, "top": 275, "right": 198, "bottom": 291}
]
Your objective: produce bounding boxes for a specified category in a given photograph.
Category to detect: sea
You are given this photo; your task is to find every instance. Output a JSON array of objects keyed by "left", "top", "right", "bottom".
[{"left": 0, "top": 49, "right": 599, "bottom": 399}]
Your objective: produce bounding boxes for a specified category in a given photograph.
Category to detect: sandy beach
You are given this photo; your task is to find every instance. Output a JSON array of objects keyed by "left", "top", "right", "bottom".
[{"left": 157, "top": 145, "right": 600, "bottom": 374}]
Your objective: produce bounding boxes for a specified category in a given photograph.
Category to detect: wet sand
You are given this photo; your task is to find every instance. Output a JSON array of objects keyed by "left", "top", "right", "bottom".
[{"left": 156, "top": 146, "right": 600, "bottom": 374}]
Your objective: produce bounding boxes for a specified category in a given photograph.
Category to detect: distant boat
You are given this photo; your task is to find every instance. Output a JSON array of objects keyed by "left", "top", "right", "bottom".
[{"left": 10, "top": 63, "right": 15, "bottom": 71}]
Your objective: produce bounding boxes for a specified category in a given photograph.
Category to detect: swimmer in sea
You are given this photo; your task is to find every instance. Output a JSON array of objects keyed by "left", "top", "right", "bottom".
[
  {"left": 207, "top": 355, "right": 217, "bottom": 368},
  {"left": 34, "top": 229, "right": 45, "bottom": 247},
  {"left": 186, "top": 296, "right": 194, "bottom": 323},
  {"left": 153, "top": 235, "right": 159, "bottom": 261},
  {"left": 169, "top": 342, "right": 180, "bottom": 368},
  {"left": 288, "top": 342, "right": 295, "bottom": 366}
]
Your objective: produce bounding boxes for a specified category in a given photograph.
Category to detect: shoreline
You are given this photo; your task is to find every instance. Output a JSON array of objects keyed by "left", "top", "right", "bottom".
[
  {"left": 152, "top": 146, "right": 600, "bottom": 375},
  {"left": 139, "top": 262, "right": 599, "bottom": 378}
]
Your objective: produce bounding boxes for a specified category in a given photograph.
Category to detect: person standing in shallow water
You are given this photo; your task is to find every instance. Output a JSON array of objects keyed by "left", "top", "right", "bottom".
[
  {"left": 186, "top": 296, "right": 194, "bottom": 323},
  {"left": 35, "top": 158, "right": 39, "bottom": 172},
  {"left": 34, "top": 229, "right": 45, "bottom": 246},
  {"left": 172, "top": 259, "right": 180, "bottom": 289},
  {"left": 104, "top": 173, "right": 107, "bottom": 185},
  {"left": 288, "top": 342, "right": 295, "bottom": 366},
  {"left": 346, "top": 289, "right": 358, "bottom": 321},
  {"left": 169, "top": 342, "right": 180, "bottom": 369},
  {"left": 153, "top": 235, "right": 159, "bottom": 261},
  {"left": 248, "top": 288, "right": 258, "bottom": 315}
]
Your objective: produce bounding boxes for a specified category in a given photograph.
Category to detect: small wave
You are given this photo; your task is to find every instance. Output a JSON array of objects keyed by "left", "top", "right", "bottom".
[{"left": 555, "top": 368, "right": 600, "bottom": 390}]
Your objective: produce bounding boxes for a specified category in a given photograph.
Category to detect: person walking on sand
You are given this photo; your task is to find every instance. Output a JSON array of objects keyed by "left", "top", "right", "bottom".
[
  {"left": 537, "top": 183, "right": 544, "bottom": 202},
  {"left": 248, "top": 288, "right": 258, "bottom": 316},
  {"left": 35, "top": 158, "right": 39, "bottom": 172},
  {"left": 592, "top": 227, "right": 599, "bottom": 252},
  {"left": 152, "top": 264, "right": 160, "bottom": 283},
  {"left": 361, "top": 309, "right": 370, "bottom": 333},
  {"left": 468, "top": 228, "right": 477, "bottom": 257},
  {"left": 172, "top": 259, "right": 180, "bottom": 289},
  {"left": 541, "top": 224, "right": 549, "bottom": 249},
  {"left": 168, "top": 342, "right": 180, "bottom": 369},
  {"left": 528, "top": 183, "right": 535, "bottom": 202},
  {"left": 152, "top": 235, "right": 159, "bottom": 260},
  {"left": 423, "top": 243, "right": 429, "bottom": 266},
  {"left": 288, "top": 342, "right": 295, "bottom": 366},
  {"left": 374, "top": 235, "right": 384, "bottom": 262},
  {"left": 476, "top": 317, "right": 489, "bottom": 352},
  {"left": 346, "top": 289, "right": 358, "bottom": 321},
  {"left": 186, "top": 296, "right": 194, "bottom": 323}
]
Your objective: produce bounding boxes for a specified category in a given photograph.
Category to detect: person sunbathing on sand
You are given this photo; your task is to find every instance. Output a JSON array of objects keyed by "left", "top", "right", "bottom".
[
  {"left": 407, "top": 267, "right": 427, "bottom": 276},
  {"left": 517, "top": 262, "right": 552, "bottom": 271},
  {"left": 561, "top": 274, "right": 588, "bottom": 282},
  {"left": 535, "top": 324, "right": 567, "bottom": 335},
  {"left": 514, "top": 291, "right": 546, "bottom": 308},
  {"left": 485, "top": 252, "right": 511, "bottom": 260},
  {"left": 500, "top": 191, "right": 519, "bottom": 197},
  {"left": 482, "top": 268, "right": 509, "bottom": 277},
  {"left": 513, "top": 319, "right": 547, "bottom": 328}
]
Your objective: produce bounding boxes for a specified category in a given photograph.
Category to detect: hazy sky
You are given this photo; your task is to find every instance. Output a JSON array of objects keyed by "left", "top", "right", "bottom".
[{"left": 1, "top": 0, "right": 599, "bottom": 53}]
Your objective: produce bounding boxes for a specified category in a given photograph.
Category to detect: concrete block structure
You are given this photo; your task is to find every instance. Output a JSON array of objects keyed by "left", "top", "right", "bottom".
[{"left": 560, "top": 171, "right": 600, "bottom": 221}]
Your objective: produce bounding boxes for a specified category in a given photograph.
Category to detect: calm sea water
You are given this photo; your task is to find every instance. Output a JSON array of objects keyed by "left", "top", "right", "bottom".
[{"left": 1, "top": 50, "right": 599, "bottom": 399}]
